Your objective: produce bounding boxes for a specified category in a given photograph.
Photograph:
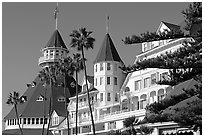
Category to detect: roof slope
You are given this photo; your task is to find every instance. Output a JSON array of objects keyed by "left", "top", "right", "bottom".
[
  {"left": 4, "top": 75, "right": 78, "bottom": 119},
  {"left": 162, "top": 21, "right": 180, "bottom": 31},
  {"left": 44, "top": 29, "right": 67, "bottom": 49},
  {"left": 94, "top": 33, "right": 123, "bottom": 64}
]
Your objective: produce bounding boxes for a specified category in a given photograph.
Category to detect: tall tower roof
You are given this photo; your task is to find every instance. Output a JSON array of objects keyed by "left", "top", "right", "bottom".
[
  {"left": 94, "top": 33, "right": 123, "bottom": 64},
  {"left": 44, "top": 29, "right": 67, "bottom": 49}
]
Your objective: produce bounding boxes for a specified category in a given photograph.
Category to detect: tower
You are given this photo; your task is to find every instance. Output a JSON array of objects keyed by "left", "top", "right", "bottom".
[
  {"left": 3, "top": 4, "right": 77, "bottom": 135},
  {"left": 93, "top": 17, "right": 126, "bottom": 109}
]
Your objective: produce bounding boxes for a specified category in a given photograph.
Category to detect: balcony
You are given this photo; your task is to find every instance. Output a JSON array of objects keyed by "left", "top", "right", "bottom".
[
  {"left": 38, "top": 55, "right": 62, "bottom": 65},
  {"left": 99, "top": 109, "right": 146, "bottom": 122}
]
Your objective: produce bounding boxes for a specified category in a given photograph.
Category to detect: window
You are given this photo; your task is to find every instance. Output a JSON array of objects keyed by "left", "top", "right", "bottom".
[
  {"left": 100, "top": 63, "right": 103, "bottom": 71},
  {"left": 50, "top": 50, "right": 54, "bottom": 58},
  {"left": 23, "top": 118, "right": 26, "bottom": 124},
  {"left": 84, "top": 98, "right": 86, "bottom": 102},
  {"left": 107, "top": 63, "right": 111, "bottom": 70},
  {"left": 58, "top": 96, "right": 65, "bottom": 102},
  {"left": 40, "top": 118, "right": 43, "bottom": 124},
  {"left": 44, "top": 118, "right": 48, "bottom": 124},
  {"left": 115, "top": 93, "right": 119, "bottom": 102},
  {"left": 32, "top": 118, "right": 35, "bottom": 124},
  {"left": 107, "top": 77, "right": 110, "bottom": 85},
  {"left": 159, "top": 40, "right": 164, "bottom": 46},
  {"left": 36, "top": 96, "right": 44, "bottom": 101},
  {"left": 114, "top": 77, "right": 117, "bottom": 85},
  {"left": 107, "top": 93, "right": 111, "bottom": 101},
  {"left": 114, "top": 64, "right": 117, "bottom": 71},
  {"left": 36, "top": 118, "right": 39, "bottom": 124},
  {"left": 95, "top": 64, "right": 97, "bottom": 72},
  {"left": 100, "top": 77, "right": 103, "bottom": 85},
  {"left": 100, "top": 93, "right": 103, "bottom": 101},
  {"left": 27, "top": 118, "right": 31, "bottom": 124},
  {"left": 95, "top": 78, "right": 97, "bottom": 86},
  {"left": 140, "top": 99, "right": 147, "bottom": 109},
  {"left": 83, "top": 85, "right": 86, "bottom": 92},
  {"left": 135, "top": 80, "right": 141, "bottom": 90},
  {"left": 56, "top": 50, "right": 59, "bottom": 57},
  {"left": 151, "top": 73, "right": 157, "bottom": 85},
  {"left": 144, "top": 77, "right": 150, "bottom": 88},
  {"left": 160, "top": 72, "right": 168, "bottom": 81}
]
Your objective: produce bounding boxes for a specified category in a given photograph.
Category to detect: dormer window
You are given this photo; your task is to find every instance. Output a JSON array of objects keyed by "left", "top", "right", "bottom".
[
  {"left": 58, "top": 96, "right": 65, "bottom": 102},
  {"left": 100, "top": 63, "right": 103, "bottom": 71},
  {"left": 36, "top": 96, "right": 44, "bottom": 101}
]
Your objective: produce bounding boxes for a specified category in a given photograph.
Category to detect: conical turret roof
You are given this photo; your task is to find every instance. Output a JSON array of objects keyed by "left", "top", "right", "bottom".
[
  {"left": 44, "top": 30, "right": 67, "bottom": 49},
  {"left": 94, "top": 33, "right": 123, "bottom": 64}
]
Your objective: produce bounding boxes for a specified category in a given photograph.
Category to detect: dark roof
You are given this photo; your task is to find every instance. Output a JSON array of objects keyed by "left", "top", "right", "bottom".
[
  {"left": 4, "top": 75, "right": 77, "bottom": 119},
  {"left": 94, "top": 33, "right": 123, "bottom": 64},
  {"left": 2, "top": 128, "right": 53, "bottom": 135},
  {"left": 162, "top": 21, "right": 180, "bottom": 31},
  {"left": 78, "top": 85, "right": 98, "bottom": 96},
  {"left": 87, "top": 75, "right": 94, "bottom": 84},
  {"left": 44, "top": 29, "right": 67, "bottom": 49}
]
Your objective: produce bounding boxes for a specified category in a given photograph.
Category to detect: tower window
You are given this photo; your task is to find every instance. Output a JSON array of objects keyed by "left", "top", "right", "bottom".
[
  {"left": 114, "top": 77, "right": 117, "bottom": 85},
  {"left": 95, "top": 64, "right": 97, "bottom": 72},
  {"left": 100, "top": 77, "right": 103, "bottom": 85},
  {"left": 107, "top": 93, "right": 111, "bottom": 101},
  {"left": 114, "top": 64, "right": 117, "bottom": 71},
  {"left": 107, "top": 63, "right": 111, "bottom": 70},
  {"left": 107, "top": 77, "right": 110, "bottom": 85},
  {"left": 100, "top": 63, "right": 103, "bottom": 71},
  {"left": 115, "top": 93, "right": 119, "bottom": 102},
  {"left": 100, "top": 93, "right": 103, "bottom": 101},
  {"left": 95, "top": 78, "right": 97, "bottom": 86}
]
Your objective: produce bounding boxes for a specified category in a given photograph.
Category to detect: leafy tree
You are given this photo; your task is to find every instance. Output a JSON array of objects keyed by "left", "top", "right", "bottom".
[
  {"left": 121, "top": 2, "right": 202, "bottom": 133},
  {"left": 69, "top": 27, "right": 96, "bottom": 134},
  {"left": 6, "top": 91, "right": 27, "bottom": 135}
]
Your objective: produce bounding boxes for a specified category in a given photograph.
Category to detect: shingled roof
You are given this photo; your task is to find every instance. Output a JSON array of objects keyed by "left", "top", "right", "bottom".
[
  {"left": 94, "top": 33, "right": 123, "bottom": 64},
  {"left": 44, "top": 30, "right": 67, "bottom": 49},
  {"left": 4, "top": 75, "right": 77, "bottom": 119}
]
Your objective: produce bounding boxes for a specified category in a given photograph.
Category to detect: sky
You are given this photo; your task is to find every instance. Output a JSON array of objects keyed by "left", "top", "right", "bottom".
[{"left": 2, "top": 2, "right": 190, "bottom": 123}]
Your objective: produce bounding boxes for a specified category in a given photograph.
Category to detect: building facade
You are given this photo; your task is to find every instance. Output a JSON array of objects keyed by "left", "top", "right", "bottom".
[{"left": 3, "top": 16, "right": 196, "bottom": 135}]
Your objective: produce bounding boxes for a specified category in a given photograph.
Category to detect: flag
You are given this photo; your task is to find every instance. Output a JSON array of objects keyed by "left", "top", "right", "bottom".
[{"left": 54, "top": 4, "right": 59, "bottom": 20}]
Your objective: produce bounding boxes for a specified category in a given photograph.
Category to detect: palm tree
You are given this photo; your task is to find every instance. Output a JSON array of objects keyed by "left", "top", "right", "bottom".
[
  {"left": 58, "top": 57, "right": 75, "bottom": 135},
  {"left": 6, "top": 91, "right": 27, "bottom": 135},
  {"left": 41, "top": 85, "right": 47, "bottom": 135},
  {"left": 70, "top": 27, "right": 96, "bottom": 134},
  {"left": 71, "top": 53, "right": 84, "bottom": 135},
  {"left": 123, "top": 116, "right": 153, "bottom": 135},
  {"left": 38, "top": 65, "right": 58, "bottom": 135}
]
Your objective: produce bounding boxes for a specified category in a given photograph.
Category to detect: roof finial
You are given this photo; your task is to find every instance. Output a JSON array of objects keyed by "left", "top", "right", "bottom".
[
  {"left": 54, "top": 2, "right": 59, "bottom": 30},
  {"left": 106, "top": 15, "right": 109, "bottom": 34}
]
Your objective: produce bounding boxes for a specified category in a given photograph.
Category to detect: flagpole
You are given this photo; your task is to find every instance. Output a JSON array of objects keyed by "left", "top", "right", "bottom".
[
  {"left": 106, "top": 15, "right": 109, "bottom": 34},
  {"left": 55, "top": 2, "right": 59, "bottom": 30}
]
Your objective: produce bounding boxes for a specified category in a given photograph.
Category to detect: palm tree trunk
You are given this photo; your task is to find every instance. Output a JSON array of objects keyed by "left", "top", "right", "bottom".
[
  {"left": 63, "top": 76, "right": 70, "bottom": 135},
  {"left": 14, "top": 104, "right": 23, "bottom": 135},
  {"left": 47, "top": 80, "right": 52, "bottom": 135},
  {"left": 81, "top": 46, "right": 96, "bottom": 135},
  {"left": 75, "top": 71, "right": 78, "bottom": 135},
  {"left": 42, "top": 89, "right": 46, "bottom": 135}
]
